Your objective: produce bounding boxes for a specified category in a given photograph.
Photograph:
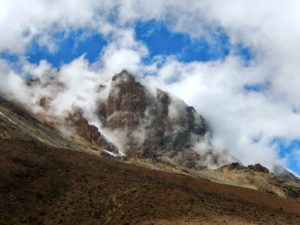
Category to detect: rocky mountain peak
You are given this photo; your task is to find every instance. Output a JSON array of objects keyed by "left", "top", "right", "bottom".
[
  {"left": 105, "top": 70, "right": 148, "bottom": 131},
  {"left": 94, "top": 71, "right": 218, "bottom": 168},
  {"left": 65, "top": 109, "right": 119, "bottom": 155},
  {"left": 22, "top": 70, "right": 234, "bottom": 169}
]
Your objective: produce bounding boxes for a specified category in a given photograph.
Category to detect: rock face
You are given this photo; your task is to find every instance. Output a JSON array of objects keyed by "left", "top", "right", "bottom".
[
  {"left": 219, "top": 162, "right": 246, "bottom": 171},
  {"left": 97, "top": 71, "right": 208, "bottom": 168},
  {"left": 248, "top": 163, "right": 269, "bottom": 173},
  {"left": 220, "top": 163, "right": 270, "bottom": 174},
  {"left": 66, "top": 110, "right": 119, "bottom": 154},
  {"left": 25, "top": 70, "right": 233, "bottom": 168}
]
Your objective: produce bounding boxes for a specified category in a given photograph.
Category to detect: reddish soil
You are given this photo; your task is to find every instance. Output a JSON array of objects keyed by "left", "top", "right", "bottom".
[{"left": 0, "top": 138, "right": 300, "bottom": 225}]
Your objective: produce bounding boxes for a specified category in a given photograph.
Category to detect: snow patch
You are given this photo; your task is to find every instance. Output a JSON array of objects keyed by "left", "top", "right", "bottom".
[
  {"left": 103, "top": 150, "right": 118, "bottom": 157},
  {"left": 103, "top": 149, "right": 125, "bottom": 158}
]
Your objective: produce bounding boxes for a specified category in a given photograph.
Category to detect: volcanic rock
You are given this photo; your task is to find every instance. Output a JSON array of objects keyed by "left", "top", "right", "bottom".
[
  {"left": 248, "top": 163, "right": 269, "bottom": 173},
  {"left": 66, "top": 109, "right": 118, "bottom": 154},
  {"left": 98, "top": 70, "right": 208, "bottom": 167}
]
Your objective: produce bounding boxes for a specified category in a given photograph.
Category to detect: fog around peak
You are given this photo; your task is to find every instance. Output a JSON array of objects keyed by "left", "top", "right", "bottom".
[{"left": 0, "top": 0, "right": 300, "bottom": 174}]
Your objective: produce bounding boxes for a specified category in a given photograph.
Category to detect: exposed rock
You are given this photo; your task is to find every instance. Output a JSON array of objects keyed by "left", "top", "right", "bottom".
[
  {"left": 66, "top": 110, "right": 118, "bottom": 154},
  {"left": 218, "top": 162, "right": 246, "bottom": 171},
  {"left": 171, "top": 149, "right": 202, "bottom": 169},
  {"left": 26, "top": 77, "right": 65, "bottom": 90},
  {"left": 39, "top": 96, "right": 51, "bottom": 110},
  {"left": 96, "top": 101, "right": 107, "bottom": 126},
  {"left": 106, "top": 71, "right": 147, "bottom": 131},
  {"left": 219, "top": 162, "right": 272, "bottom": 174},
  {"left": 248, "top": 163, "right": 269, "bottom": 173},
  {"left": 98, "top": 70, "right": 208, "bottom": 168},
  {"left": 23, "top": 70, "right": 232, "bottom": 169}
]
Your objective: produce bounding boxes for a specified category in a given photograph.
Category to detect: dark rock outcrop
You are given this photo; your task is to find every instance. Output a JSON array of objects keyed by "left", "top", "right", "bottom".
[
  {"left": 219, "top": 162, "right": 246, "bottom": 171},
  {"left": 66, "top": 110, "right": 118, "bottom": 154},
  {"left": 248, "top": 163, "right": 269, "bottom": 173},
  {"left": 219, "top": 162, "right": 270, "bottom": 174},
  {"left": 27, "top": 70, "right": 233, "bottom": 169},
  {"left": 106, "top": 72, "right": 147, "bottom": 131},
  {"left": 97, "top": 70, "right": 208, "bottom": 167}
]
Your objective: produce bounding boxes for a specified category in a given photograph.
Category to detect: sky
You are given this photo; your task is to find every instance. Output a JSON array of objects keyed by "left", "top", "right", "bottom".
[{"left": 0, "top": 0, "right": 300, "bottom": 175}]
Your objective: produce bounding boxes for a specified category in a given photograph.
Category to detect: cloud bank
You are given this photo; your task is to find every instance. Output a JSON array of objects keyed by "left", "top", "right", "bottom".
[{"left": 0, "top": 0, "right": 300, "bottom": 174}]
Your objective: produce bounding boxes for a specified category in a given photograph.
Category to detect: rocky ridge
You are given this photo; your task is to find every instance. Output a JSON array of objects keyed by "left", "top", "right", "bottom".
[
  {"left": 97, "top": 71, "right": 213, "bottom": 168},
  {"left": 32, "top": 70, "right": 234, "bottom": 169},
  {"left": 0, "top": 78, "right": 299, "bottom": 218}
]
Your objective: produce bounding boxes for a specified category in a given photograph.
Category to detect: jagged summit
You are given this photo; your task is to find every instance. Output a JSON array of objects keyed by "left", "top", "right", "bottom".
[
  {"left": 6, "top": 70, "right": 296, "bottom": 174},
  {"left": 1, "top": 73, "right": 300, "bottom": 225},
  {"left": 107, "top": 71, "right": 207, "bottom": 148},
  {"left": 26, "top": 70, "right": 233, "bottom": 169},
  {"left": 93, "top": 71, "right": 233, "bottom": 169}
]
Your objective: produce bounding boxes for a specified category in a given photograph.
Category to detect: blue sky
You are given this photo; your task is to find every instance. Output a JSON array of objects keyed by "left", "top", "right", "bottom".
[
  {"left": 0, "top": 3, "right": 299, "bottom": 176},
  {"left": 272, "top": 138, "right": 300, "bottom": 174},
  {"left": 0, "top": 20, "right": 252, "bottom": 67},
  {"left": 135, "top": 20, "right": 231, "bottom": 63},
  {"left": 1, "top": 19, "right": 299, "bottom": 174},
  {"left": 28, "top": 29, "right": 107, "bottom": 67}
]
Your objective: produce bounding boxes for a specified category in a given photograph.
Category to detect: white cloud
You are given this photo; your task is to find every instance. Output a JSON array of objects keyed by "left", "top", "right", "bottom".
[
  {"left": 0, "top": 0, "right": 118, "bottom": 53},
  {"left": 1, "top": 0, "right": 300, "bottom": 172},
  {"left": 144, "top": 57, "right": 300, "bottom": 167}
]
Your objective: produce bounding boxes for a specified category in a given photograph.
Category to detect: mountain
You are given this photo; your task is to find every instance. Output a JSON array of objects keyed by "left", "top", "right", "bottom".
[
  {"left": 200, "top": 162, "right": 300, "bottom": 201},
  {"left": 29, "top": 70, "right": 235, "bottom": 169},
  {"left": 273, "top": 164, "right": 299, "bottom": 181},
  {"left": 96, "top": 71, "right": 229, "bottom": 168},
  {"left": 1, "top": 95, "right": 300, "bottom": 225},
  {"left": 1, "top": 71, "right": 300, "bottom": 224},
  {"left": 0, "top": 96, "right": 84, "bottom": 152}
]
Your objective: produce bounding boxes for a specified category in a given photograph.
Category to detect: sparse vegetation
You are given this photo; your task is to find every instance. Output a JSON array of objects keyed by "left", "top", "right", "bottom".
[{"left": 1, "top": 94, "right": 300, "bottom": 225}]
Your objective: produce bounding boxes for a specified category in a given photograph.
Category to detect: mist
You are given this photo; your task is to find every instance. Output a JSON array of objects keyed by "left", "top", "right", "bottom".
[{"left": 1, "top": 0, "right": 300, "bottom": 174}]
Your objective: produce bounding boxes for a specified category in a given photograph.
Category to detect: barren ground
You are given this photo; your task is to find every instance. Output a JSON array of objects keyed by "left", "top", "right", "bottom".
[{"left": 1, "top": 138, "right": 300, "bottom": 225}]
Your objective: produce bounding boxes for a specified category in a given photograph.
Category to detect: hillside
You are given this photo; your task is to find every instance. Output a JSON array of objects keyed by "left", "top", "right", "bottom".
[
  {"left": 1, "top": 138, "right": 300, "bottom": 225},
  {"left": 1, "top": 94, "right": 300, "bottom": 225}
]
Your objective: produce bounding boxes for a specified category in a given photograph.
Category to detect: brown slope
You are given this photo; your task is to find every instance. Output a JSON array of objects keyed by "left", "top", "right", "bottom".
[
  {"left": 0, "top": 138, "right": 300, "bottom": 225},
  {"left": 0, "top": 96, "right": 84, "bottom": 153}
]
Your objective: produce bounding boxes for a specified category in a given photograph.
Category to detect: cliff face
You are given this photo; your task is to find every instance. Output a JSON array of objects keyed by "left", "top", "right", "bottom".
[
  {"left": 1, "top": 83, "right": 300, "bottom": 225},
  {"left": 97, "top": 71, "right": 208, "bottom": 168},
  {"left": 66, "top": 110, "right": 119, "bottom": 155},
  {"left": 25, "top": 70, "right": 231, "bottom": 169}
]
